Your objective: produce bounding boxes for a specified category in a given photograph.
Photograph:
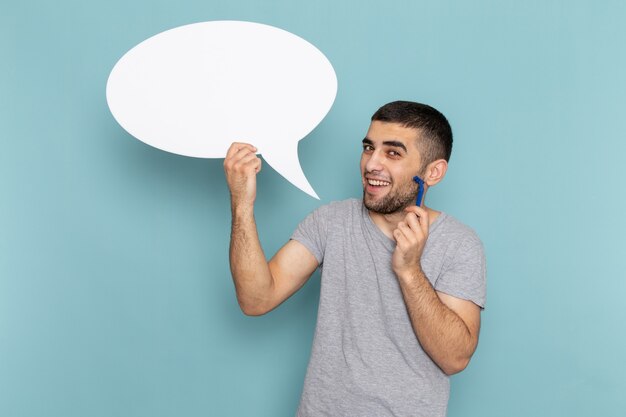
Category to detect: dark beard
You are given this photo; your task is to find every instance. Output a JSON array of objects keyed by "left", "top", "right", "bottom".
[{"left": 363, "top": 182, "right": 419, "bottom": 214}]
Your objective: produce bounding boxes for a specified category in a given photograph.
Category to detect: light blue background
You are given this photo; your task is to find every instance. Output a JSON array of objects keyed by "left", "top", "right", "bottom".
[{"left": 2, "top": 1, "right": 626, "bottom": 416}]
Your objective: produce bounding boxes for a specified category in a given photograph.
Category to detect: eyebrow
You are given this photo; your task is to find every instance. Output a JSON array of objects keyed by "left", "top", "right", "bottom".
[{"left": 362, "top": 138, "right": 407, "bottom": 152}]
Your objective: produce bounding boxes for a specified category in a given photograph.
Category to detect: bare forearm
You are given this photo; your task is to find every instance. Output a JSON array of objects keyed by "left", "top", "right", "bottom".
[
  {"left": 397, "top": 269, "right": 477, "bottom": 375},
  {"left": 229, "top": 205, "right": 274, "bottom": 315}
]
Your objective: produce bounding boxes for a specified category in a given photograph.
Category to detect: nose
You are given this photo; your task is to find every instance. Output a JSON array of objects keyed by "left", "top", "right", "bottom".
[{"left": 364, "top": 149, "right": 384, "bottom": 173}]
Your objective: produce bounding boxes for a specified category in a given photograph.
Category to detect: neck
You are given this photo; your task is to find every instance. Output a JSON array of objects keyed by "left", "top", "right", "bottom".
[{"left": 368, "top": 204, "right": 441, "bottom": 240}]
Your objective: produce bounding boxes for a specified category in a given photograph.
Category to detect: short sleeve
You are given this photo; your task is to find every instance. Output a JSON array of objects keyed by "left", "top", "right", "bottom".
[
  {"left": 290, "top": 205, "right": 329, "bottom": 265},
  {"left": 435, "top": 237, "right": 487, "bottom": 308}
]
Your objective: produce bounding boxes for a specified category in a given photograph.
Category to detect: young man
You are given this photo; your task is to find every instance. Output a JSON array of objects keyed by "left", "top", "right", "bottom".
[{"left": 224, "top": 101, "right": 486, "bottom": 417}]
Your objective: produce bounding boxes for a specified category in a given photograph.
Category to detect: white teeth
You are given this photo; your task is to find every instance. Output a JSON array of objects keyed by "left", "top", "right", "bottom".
[{"left": 368, "top": 179, "right": 390, "bottom": 186}]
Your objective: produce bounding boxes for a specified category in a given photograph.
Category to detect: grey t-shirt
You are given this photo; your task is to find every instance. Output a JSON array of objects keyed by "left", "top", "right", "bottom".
[{"left": 291, "top": 199, "right": 486, "bottom": 417}]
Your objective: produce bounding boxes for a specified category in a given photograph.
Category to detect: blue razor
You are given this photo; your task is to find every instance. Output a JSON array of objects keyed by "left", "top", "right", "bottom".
[{"left": 413, "top": 175, "right": 425, "bottom": 207}]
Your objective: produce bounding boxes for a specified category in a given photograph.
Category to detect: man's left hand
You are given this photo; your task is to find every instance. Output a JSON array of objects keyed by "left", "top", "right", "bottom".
[{"left": 392, "top": 206, "right": 429, "bottom": 278}]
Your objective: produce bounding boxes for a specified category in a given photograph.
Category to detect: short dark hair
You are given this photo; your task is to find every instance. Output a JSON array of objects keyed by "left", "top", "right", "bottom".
[{"left": 371, "top": 101, "right": 453, "bottom": 168}]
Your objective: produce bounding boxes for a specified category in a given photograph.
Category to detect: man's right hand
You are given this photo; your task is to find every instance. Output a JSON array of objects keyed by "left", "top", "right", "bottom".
[
  {"left": 223, "top": 142, "right": 318, "bottom": 316},
  {"left": 223, "top": 142, "right": 262, "bottom": 208}
]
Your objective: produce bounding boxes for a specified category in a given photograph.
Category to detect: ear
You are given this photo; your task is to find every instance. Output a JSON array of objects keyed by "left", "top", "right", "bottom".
[{"left": 424, "top": 159, "right": 448, "bottom": 187}]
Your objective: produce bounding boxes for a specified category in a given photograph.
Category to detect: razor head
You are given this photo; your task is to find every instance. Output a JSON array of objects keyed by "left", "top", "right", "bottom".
[{"left": 413, "top": 175, "right": 425, "bottom": 206}]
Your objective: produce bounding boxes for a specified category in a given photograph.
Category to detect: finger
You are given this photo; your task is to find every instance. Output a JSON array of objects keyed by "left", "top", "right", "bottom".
[
  {"left": 226, "top": 147, "right": 257, "bottom": 169},
  {"left": 404, "top": 212, "right": 424, "bottom": 238},
  {"left": 252, "top": 157, "right": 262, "bottom": 173},
  {"left": 236, "top": 153, "right": 261, "bottom": 172},
  {"left": 224, "top": 145, "right": 249, "bottom": 168},
  {"left": 404, "top": 204, "right": 427, "bottom": 218},
  {"left": 397, "top": 221, "right": 418, "bottom": 245},
  {"left": 225, "top": 142, "right": 257, "bottom": 160},
  {"left": 392, "top": 228, "right": 407, "bottom": 246},
  {"left": 231, "top": 146, "right": 258, "bottom": 162},
  {"left": 404, "top": 206, "right": 429, "bottom": 236},
  {"left": 228, "top": 142, "right": 257, "bottom": 155},
  {"left": 238, "top": 155, "right": 262, "bottom": 176}
]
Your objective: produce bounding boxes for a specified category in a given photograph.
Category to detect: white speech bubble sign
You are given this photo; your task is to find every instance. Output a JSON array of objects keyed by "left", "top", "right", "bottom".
[{"left": 106, "top": 21, "right": 338, "bottom": 199}]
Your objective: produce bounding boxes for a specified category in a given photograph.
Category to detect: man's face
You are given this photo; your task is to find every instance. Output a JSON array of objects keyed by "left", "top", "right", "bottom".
[{"left": 360, "top": 121, "right": 424, "bottom": 214}]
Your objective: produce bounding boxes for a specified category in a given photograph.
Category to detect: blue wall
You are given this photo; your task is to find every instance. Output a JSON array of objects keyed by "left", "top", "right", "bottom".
[{"left": 2, "top": 1, "right": 626, "bottom": 416}]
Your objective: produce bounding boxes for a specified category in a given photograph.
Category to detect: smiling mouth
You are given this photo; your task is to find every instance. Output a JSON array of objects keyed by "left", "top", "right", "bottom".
[{"left": 367, "top": 179, "right": 390, "bottom": 187}]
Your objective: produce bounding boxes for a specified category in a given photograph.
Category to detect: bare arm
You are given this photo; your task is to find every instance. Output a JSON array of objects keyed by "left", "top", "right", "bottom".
[
  {"left": 224, "top": 142, "right": 318, "bottom": 316},
  {"left": 393, "top": 206, "right": 481, "bottom": 375}
]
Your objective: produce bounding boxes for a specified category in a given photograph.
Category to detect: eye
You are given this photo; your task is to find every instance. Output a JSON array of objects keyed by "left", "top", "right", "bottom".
[
  {"left": 387, "top": 150, "right": 402, "bottom": 158},
  {"left": 362, "top": 144, "right": 374, "bottom": 152}
]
